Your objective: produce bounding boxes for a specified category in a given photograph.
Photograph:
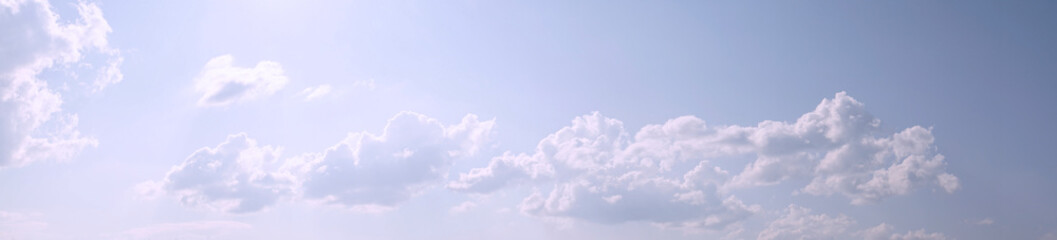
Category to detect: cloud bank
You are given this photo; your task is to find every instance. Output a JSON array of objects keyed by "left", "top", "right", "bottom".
[
  {"left": 758, "top": 204, "right": 855, "bottom": 240},
  {"left": 145, "top": 112, "right": 496, "bottom": 213},
  {"left": 449, "top": 92, "right": 957, "bottom": 228},
  {"left": 144, "top": 92, "right": 956, "bottom": 237},
  {"left": 291, "top": 111, "right": 496, "bottom": 210},
  {"left": 145, "top": 133, "right": 291, "bottom": 213},
  {"left": 0, "top": 0, "right": 121, "bottom": 168}
]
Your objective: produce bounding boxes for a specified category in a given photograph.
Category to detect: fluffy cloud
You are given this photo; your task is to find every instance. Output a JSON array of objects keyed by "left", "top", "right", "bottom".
[
  {"left": 143, "top": 92, "right": 958, "bottom": 236},
  {"left": 1, "top": 0, "right": 120, "bottom": 168},
  {"left": 145, "top": 112, "right": 495, "bottom": 213},
  {"left": 291, "top": 112, "right": 495, "bottom": 210},
  {"left": 449, "top": 92, "right": 957, "bottom": 229},
  {"left": 785, "top": 94, "right": 957, "bottom": 204},
  {"left": 446, "top": 152, "right": 553, "bottom": 193},
  {"left": 114, "top": 221, "right": 251, "bottom": 240},
  {"left": 144, "top": 134, "right": 292, "bottom": 213},
  {"left": 757, "top": 204, "right": 855, "bottom": 240},
  {"left": 194, "top": 55, "right": 287, "bottom": 107},
  {"left": 0, "top": 0, "right": 121, "bottom": 88},
  {"left": 451, "top": 112, "right": 759, "bottom": 230},
  {"left": 725, "top": 93, "right": 959, "bottom": 204}
]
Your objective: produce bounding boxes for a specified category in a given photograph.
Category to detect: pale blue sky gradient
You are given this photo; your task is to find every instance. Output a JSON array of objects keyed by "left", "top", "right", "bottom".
[{"left": 2, "top": 0, "right": 1056, "bottom": 239}]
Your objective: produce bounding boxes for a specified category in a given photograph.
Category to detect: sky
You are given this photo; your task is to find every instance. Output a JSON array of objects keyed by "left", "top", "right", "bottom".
[{"left": 2, "top": 0, "right": 1056, "bottom": 239}]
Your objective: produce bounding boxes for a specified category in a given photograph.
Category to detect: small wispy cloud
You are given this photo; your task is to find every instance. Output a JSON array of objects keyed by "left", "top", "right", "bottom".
[
  {"left": 352, "top": 79, "right": 376, "bottom": 90},
  {"left": 298, "top": 79, "right": 374, "bottom": 101},
  {"left": 449, "top": 201, "right": 477, "bottom": 214},
  {"left": 300, "top": 84, "right": 332, "bottom": 101},
  {"left": 965, "top": 218, "right": 995, "bottom": 226}
]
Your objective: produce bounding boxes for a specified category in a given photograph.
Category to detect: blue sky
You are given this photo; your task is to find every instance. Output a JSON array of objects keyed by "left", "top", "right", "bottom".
[{"left": 2, "top": 0, "right": 1056, "bottom": 239}]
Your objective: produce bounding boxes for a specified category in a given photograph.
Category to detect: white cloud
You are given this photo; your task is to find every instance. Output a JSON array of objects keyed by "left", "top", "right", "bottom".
[
  {"left": 446, "top": 152, "right": 553, "bottom": 193},
  {"left": 449, "top": 201, "right": 477, "bottom": 214},
  {"left": 449, "top": 92, "right": 957, "bottom": 230},
  {"left": 142, "top": 92, "right": 959, "bottom": 236},
  {"left": 860, "top": 223, "right": 951, "bottom": 240},
  {"left": 757, "top": 204, "right": 855, "bottom": 240},
  {"left": 731, "top": 93, "right": 957, "bottom": 204},
  {"left": 453, "top": 92, "right": 957, "bottom": 202},
  {"left": 0, "top": 0, "right": 119, "bottom": 168},
  {"left": 754, "top": 207, "right": 951, "bottom": 240},
  {"left": 452, "top": 112, "right": 758, "bottom": 230},
  {"left": 299, "top": 84, "right": 331, "bottom": 101},
  {"left": 145, "top": 133, "right": 292, "bottom": 213},
  {"left": 90, "top": 55, "right": 123, "bottom": 93},
  {"left": 144, "top": 112, "right": 495, "bottom": 213},
  {"left": 352, "top": 79, "right": 376, "bottom": 90},
  {"left": 113, "top": 221, "right": 251, "bottom": 240},
  {"left": 194, "top": 55, "right": 287, "bottom": 107},
  {"left": 967, "top": 217, "right": 994, "bottom": 226},
  {"left": 890, "top": 229, "right": 950, "bottom": 240},
  {"left": 291, "top": 112, "right": 495, "bottom": 210},
  {"left": 0, "top": 0, "right": 121, "bottom": 89},
  {"left": 861, "top": 223, "right": 897, "bottom": 240}
]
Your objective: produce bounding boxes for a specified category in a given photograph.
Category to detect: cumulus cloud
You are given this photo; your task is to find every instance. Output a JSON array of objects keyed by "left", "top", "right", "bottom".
[
  {"left": 757, "top": 204, "right": 855, "bottom": 240},
  {"left": 448, "top": 92, "right": 957, "bottom": 230},
  {"left": 143, "top": 92, "right": 958, "bottom": 236},
  {"left": 144, "top": 112, "right": 495, "bottom": 213},
  {"left": 728, "top": 92, "right": 958, "bottom": 204},
  {"left": 290, "top": 112, "right": 495, "bottom": 210},
  {"left": 450, "top": 112, "right": 759, "bottom": 230},
  {"left": 453, "top": 92, "right": 956, "bottom": 207},
  {"left": 447, "top": 152, "right": 552, "bottom": 193},
  {"left": 0, "top": 0, "right": 122, "bottom": 90},
  {"left": 113, "top": 221, "right": 251, "bottom": 240},
  {"left": 1, "top": 0, "right": 120, "bottom": 168},
  {"left": 194, "top": 55, "right": 287, "bottom": 106},
  {"left": 144, "top": 133, "right": 292, "bottom": 213}
]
